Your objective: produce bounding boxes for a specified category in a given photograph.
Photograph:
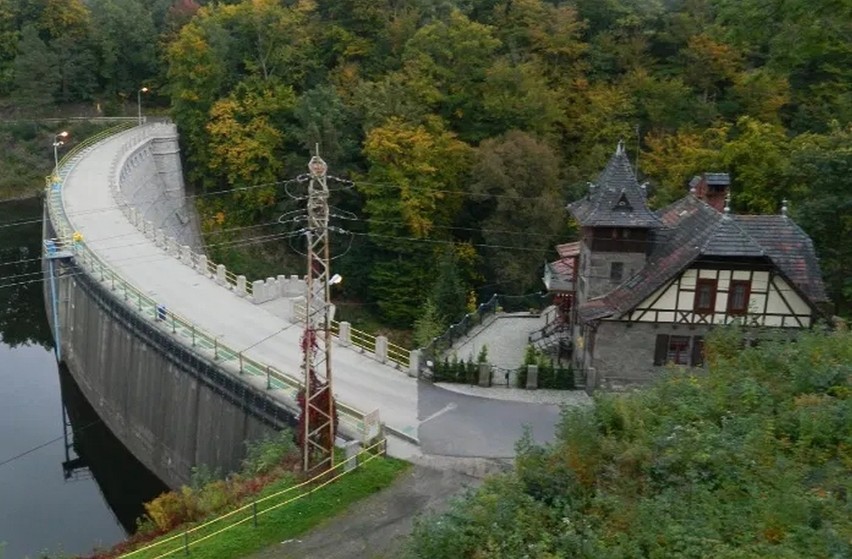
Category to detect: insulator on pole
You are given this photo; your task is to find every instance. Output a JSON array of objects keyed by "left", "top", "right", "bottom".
[{"left": 299, "top": 150, "right": 336, "bottom": 475}]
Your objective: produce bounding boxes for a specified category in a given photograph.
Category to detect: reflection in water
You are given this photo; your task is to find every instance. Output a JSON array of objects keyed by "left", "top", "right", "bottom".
[
  {"left": 0, "top": 198, "right": 167, "bottom": 557},
  {"left": 59, "top": 365, "right": 168, "bottom": 533},
  {"left": 0, "top": 199, "right": 54, "bottom": 350}
]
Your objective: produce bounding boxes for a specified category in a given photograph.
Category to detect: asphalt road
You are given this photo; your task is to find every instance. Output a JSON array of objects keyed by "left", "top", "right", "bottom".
[{"left": 416, "top": 381, "right": 564, "bottom": 458}]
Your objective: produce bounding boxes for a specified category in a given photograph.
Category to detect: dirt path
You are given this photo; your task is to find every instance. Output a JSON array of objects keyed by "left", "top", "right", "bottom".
[{"left": 244, "top": 456, "right": 510, "bottom": 559}]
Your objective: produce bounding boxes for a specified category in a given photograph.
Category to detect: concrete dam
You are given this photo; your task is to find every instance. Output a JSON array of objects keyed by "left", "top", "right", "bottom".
[{"left": 43, "top": 123, "right": 421, "bottom": 489}]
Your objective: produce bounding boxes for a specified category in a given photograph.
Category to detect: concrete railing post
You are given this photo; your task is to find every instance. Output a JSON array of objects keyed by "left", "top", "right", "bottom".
[
  {"left": 478, "top": 362, "right": 492, "bottom": 387},
  {"left": 180, "top": 245, "right": 191, "bottom": 265},
  {"left": 375, "top": 336, "right": 388, "bottom": 363},
  {"left": 216, "top": 264, "right": 226, "bottom": 285},
  {"left": 408, "top": 349, "right": 421, "bottom": 378},
  {"left": 251, "top": 280, "right": 264, "bottom": 302},
  {"left": 236, "top": 275, "right": 247, "bottom": 296},
  {"left": 145, "top": 221, "right": 154, "bottom": 239},
  {"left": 155, "top": 228, "right": 165, "bottom": 248},
  {"left": 198, "top": 255, "right": 208, "bottom": 276},
  {"left": 338, "top": 321, "right": 351, "bottom": 346},
  {"left": 343, "top": 440, "right": 361, "bottom": 473},
  {"left": 526, "top": 364, "right": 538, "bottom": 390},
  {"left": 277, "top": 275, "right": 287, "bottom": 297}
]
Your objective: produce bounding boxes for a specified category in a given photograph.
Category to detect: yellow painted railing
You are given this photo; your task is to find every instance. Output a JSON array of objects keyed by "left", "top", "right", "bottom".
[{"left": 117, "top": 439, "right": 388, "bottom": 559}]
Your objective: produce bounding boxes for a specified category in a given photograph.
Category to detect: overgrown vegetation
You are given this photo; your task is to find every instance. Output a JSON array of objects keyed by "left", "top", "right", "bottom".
[
  {"left": 82, "top": 430, "right": 407, "bottom": 559},
  {"left": 408, "top": 328, "right": 852, "bottom": 558},
  {"left": 137, "top": 430, "right": 299, "bottom": 535}
]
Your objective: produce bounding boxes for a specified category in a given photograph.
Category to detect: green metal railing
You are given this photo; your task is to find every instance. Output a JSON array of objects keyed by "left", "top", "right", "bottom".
[{"left": 45, "top": 126, "right": 369, "bottom": 438}]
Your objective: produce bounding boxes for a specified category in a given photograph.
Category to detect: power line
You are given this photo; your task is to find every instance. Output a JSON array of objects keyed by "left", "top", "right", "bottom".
[{"left": 0, "top": 418, "right": 102, "bottom": 469}]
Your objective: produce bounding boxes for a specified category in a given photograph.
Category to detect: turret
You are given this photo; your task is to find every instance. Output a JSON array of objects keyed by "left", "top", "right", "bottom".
[{"left": 568, "top": 142, "right": 661, "bottom": 300}]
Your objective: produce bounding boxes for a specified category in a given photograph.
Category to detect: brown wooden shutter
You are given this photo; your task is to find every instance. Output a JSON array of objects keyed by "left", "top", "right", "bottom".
[
  {"left": 691, "top": 336, "right": 705, "bottom": 366},
  {"left": 654, "top": 334, "right": 669, "bottom": 366}
]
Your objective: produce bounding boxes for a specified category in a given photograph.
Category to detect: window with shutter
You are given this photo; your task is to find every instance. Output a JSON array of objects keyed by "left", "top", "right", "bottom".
[
  {"left": 654, "top": 334, "right": 669, "bottom": 366},
  {"left": 691, "top": 336, "right": 705, "bottom": 366}
]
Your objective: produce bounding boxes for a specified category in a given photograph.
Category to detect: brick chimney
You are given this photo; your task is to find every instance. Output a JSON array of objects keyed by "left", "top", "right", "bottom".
[{"left": 689, "top": 172, "right": 730, "bottom": 212}]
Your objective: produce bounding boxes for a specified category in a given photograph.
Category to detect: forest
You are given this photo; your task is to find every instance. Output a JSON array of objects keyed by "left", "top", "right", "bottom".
[{"left": 1, "top": 0, "right": 850, "bottom": 333}]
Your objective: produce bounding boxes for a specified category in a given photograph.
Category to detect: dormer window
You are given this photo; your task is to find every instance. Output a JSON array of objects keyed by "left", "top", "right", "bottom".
[{"left": 614, "top": 193, "right": 632, "bottom": 211}]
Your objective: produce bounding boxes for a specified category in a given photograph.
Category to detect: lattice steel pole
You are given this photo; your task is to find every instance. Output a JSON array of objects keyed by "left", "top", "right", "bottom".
[{"left": 300, "top": 151, "right": 335, "bottom": 474}]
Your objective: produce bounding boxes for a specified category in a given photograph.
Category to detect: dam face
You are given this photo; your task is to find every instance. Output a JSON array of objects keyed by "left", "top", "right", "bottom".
[{"left": 43, "top": 126, "right": 293, "bottom": 488}]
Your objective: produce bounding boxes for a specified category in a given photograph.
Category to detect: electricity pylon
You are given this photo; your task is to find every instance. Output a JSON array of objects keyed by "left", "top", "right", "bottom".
[{"left": 298, "top": 150, "right": 336, "bottom": 474}]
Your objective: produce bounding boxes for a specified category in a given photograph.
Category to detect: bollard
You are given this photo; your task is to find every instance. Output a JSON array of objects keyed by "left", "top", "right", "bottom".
[
  {"left": 526, "top": 364, "right": 539, "bottom": 390},
  {"left": 478, "top": 362, "right": 491, "bottom": 387}
]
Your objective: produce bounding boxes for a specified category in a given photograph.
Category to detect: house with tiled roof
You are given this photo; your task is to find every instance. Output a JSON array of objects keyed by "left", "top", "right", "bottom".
[{"left": 544, "top": 142, "right": 829, "bottom": 390}]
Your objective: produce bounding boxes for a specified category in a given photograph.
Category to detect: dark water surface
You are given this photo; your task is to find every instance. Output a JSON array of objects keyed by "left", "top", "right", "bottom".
[{"left": 0, "top": 198, "right": 166, "bottom": 559}]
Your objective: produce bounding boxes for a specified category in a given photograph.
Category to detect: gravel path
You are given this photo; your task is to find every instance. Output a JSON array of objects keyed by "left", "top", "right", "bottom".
[{"left": 243, "top": 457, "right": 509, "bottom": 559}]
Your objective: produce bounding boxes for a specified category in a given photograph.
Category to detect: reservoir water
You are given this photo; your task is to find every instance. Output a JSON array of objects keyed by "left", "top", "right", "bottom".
[{"left": 0, "top": 198, "right": 166, "bottom": 559}]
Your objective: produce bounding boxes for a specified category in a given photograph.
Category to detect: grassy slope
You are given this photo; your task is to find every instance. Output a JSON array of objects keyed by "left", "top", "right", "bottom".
[{"left": 108, "top": 456, "right": 409, "bottom": 559}]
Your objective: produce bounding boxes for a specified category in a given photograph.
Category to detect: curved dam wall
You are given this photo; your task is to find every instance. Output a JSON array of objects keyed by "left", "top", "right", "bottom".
[
  {"left": 44, "top": 127, "right": 295, "bottom": 489},
  {"left": 116, "top": 125, "right": 201, "bottom": 248}
]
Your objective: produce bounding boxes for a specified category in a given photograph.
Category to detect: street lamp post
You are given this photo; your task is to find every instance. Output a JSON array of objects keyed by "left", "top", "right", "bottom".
[
  {"left": 53, "top": 131, "right": 69, "bottom": 178},
  {"left": 137, "top": 87, "right": 149, "bottom": 125}
]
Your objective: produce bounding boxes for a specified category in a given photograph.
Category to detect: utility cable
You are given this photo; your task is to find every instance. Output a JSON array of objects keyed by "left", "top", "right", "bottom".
[{"left": 0, "top": 418, "right": 102, "bottom": 469}]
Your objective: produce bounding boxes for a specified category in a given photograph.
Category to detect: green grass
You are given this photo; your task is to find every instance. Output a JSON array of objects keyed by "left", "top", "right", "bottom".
[{"left": 116, "top": 455, "right": 409, "bottom": 559}]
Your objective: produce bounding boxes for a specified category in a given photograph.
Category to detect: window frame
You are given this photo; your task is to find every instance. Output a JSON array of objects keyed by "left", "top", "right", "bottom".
[
  {"left": 654, "top": 335, "right": 705, "bottom": 367},
  {"left": 727, "top": 280, "right": 751, "bottom": 315},
  {"left": 693, "top": 278, "right": 718, "bottom": 314},
  {"left": 610, "top": 262, "right": 624, "bottom": 282}
]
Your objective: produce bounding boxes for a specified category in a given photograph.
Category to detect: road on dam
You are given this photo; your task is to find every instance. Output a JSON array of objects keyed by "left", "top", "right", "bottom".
[{"left": 60, "top": 124, "right": 567, "bottom": 460}]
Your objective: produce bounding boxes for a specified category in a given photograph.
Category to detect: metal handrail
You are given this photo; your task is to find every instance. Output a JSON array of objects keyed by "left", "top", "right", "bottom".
[
  {"left": 45, "top": 127, "right": 369, "bottom": 439},
  {"left": 117, "top": 438, "right": 388, "bottom": 559}
]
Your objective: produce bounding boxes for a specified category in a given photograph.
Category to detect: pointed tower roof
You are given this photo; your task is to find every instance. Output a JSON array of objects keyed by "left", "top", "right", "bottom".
[{"left": 568, "top": 142, "right": 662, "bottom": 228}]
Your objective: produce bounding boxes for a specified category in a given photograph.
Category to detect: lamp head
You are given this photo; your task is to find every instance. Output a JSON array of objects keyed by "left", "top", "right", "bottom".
[{"left": 140, "top": 87, "right": 149, "bottom": 93}]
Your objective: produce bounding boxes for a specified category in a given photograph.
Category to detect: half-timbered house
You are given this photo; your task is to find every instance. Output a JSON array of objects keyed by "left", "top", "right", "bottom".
[{"left": 545, "top": 142, "right": 829, "bottom": 390}]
